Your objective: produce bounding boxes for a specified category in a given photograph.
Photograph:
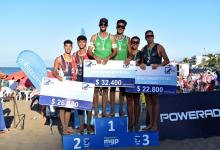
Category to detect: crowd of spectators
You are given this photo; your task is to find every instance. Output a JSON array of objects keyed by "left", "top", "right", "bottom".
[{"left": 177, "top": 70, "right": 219, "bottom": 93}]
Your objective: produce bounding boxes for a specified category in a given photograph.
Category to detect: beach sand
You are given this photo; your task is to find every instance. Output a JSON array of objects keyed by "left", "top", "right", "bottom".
[{"left": 1, "top": 99, "right": 220, "bottom": 150}]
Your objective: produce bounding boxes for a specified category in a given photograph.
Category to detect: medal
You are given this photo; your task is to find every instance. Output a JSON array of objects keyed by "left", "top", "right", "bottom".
[
  {"left": 119, "top": 46, "right": 122, "bottom": 51},
  {"left": 147, "top": 56, "right": 150, "bottom": 64},
  {"left": 117, "top": 35, "right": 123, "bottom": 51},
  {"left": 102, "top": 39, "right": 106, "bottom": 50},
  {"left": 147, "top": 48, "right": 152, "bottom": 64}
]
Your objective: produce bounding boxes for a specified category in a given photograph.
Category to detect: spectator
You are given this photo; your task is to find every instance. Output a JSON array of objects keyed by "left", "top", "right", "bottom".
[{"left": 207, "top": 80, "right": 215, "bottom": 92}]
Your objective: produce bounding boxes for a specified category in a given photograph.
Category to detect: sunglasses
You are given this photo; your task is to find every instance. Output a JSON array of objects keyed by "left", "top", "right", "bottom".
[
  {"left": 117, "top": 25, "right": 125, "bottom": 29},
  {"left": 99, "top": 23, "right": 107, "bottom": 27},
  {"left": 131, "top": 41, "right": 139, "bottom": 44},
  {"left": 146, "top": 35, "right": 154, "bottom": 38}
]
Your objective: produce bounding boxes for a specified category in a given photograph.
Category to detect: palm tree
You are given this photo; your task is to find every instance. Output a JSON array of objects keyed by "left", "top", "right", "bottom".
[
  {"left": 216, "top": 56, "right": 220, "bottom": 69},
  {"left": 200, "top": 58, "right": 207, "bottom": 67},
  {"left": 182, "top": 57, "right": 189, "bottom": 63}
]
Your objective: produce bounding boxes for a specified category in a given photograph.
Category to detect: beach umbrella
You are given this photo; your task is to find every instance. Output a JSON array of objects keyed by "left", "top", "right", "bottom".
[
  {"left": 19, "top": 77, "right": 33, "bottom": 88},
  {"left": 0, "top": 72, "right": 7, "bottom": 79},
  {"left": 5, "top": 71, "right": 34, "bottom": 88},
  {"left": 5, "top": 71, "right": 26, "bottom": 81}
]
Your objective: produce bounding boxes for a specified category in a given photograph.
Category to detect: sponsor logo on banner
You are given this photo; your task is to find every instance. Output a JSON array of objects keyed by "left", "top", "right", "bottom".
[
  {"left": 82, "top": 83, "right": 92, "bottom": 90},
  {"left": 104, "top": 137, "right": 119, "bottom": 147},
  {"left": 83, "top": 138, "right": 91, "bottom": 147},
  {"left": 123, "top": 63, "right": 135, "bottom": 68},
  {"left": 134, "top": 135, "right": 141, "bottom": 145},
  {"left": 165, "top": 66, "right": 176, "bottom": 74},
  {"left": 43, "top": 78, "right": 54, "bottom": 85},
  {"left": 85, "top": 61, "right": 95, "bottom": 67},
  {"left": 160, "top": 108, "right": 220, "bottom": 122}
]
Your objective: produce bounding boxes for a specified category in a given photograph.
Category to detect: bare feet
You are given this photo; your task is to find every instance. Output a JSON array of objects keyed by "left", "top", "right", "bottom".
[
  {"left": 109, "top": 112, "right": 115, "bottom": 117},
  {"left": 119, "top": 111, "right": 125, "bottom": 117},
  {"left": 149, "top": 126, "right": 158, "bottom": 131},
  {"left": 143, "top": 125, "right": 153, "bottom": 131},
  {"left": 62, "top": 128, "right": 71, "bottom": 135},
  {"left": 135, "top": 125, "right": 140, "bottom": 131},
  {"left": 78, "top": 125, "right": 84, "bottom": 134},
  {"left": 87, "top": 125, "right": 94, "bottom": 134},
  {"left": 128, "top": 126, "right": 133, "bottom": 132},
  {"left": 101, "top": 113, "right": 109, "bottom": 118},
  {"left": 66, "top": 127, "right": 75, "bottom": 133}
]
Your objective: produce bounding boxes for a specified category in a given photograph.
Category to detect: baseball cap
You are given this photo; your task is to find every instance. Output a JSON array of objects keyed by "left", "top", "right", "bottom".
[{"left": 99, "top": 18, "right": 108, "bottom": 26}]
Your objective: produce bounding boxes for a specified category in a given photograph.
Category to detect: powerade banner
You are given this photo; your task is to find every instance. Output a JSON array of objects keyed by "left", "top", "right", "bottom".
[
  {"left": 83, "top": 60, "right": 135, "bottom": 87},
  {"left": 16, "top": 50, "right": 47, "bottom": 90},
  {"left": 159, "top": 91, "right": 220, "bottom": 139},
  {"left": 0, "top": 99, "right": 6, "bottom": 131},
  {"left": 39, "top": 77, "right": 95, "bottom": 110},
  {"left": 63, "top": 117, "right": 159, "bottom": 149},
  {"left": 126, "top": 66, "right": 177, "bottom": 94}
]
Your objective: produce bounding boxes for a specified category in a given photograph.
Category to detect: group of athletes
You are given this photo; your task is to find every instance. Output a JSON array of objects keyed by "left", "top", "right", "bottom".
[{"left": 53, "top": 18, "right": 170, "bottom": 135}]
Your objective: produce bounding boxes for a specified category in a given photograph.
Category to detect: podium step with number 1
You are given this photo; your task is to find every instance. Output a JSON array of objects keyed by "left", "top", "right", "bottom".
[{"left": 63, "top": 116, "right": 159, "bottom": 149}]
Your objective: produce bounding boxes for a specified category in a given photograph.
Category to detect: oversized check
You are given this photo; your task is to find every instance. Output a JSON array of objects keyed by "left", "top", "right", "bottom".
[
  {"left": 126, "top": 66, "right": 177, "bottom": 94},
  {"left": 83, "top": 60, "right": 135, "bottom": 87},
  {"left": 39, "top": 77, "right": 95, "bottom": 110}
]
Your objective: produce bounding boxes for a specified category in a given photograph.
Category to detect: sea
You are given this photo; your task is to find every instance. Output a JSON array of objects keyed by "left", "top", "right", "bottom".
[{"left": 0, "top": 67, "right": 53, "bottom": 75}]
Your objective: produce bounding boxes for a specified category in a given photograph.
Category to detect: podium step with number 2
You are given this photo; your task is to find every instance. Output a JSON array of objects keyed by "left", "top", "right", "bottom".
[{"left": 63, "top": 116, "right": 159, "bottom": 149}]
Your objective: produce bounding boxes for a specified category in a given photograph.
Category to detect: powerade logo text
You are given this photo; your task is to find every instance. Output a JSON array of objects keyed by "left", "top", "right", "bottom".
[
  {"left": 160, "top": 109, "right": 220, "bottom": 122},
  {"left": 104, "top": 137, "right": 119, "bottom": 147}
]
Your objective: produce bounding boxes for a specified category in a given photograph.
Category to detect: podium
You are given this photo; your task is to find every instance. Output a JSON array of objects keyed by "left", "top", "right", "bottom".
[{"left": 63, "top": 116, "right": 159, "bottom": 149}]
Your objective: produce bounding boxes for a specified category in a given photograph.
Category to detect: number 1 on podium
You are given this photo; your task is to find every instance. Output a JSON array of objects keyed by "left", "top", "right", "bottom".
[{"left": 108, "top": 120, "right": 115, "bottom": 132}]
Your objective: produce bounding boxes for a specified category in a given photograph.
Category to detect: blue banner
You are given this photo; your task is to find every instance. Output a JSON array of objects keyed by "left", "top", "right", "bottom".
[
  {"left": 84, "top": 77, "right": 135, "bottom": 87},
  {"left": 126, "top": 84, "right": 177, "bottom": 94},
  {"left": 159, "top": 91, "right": 220, "bottom": 139},
  {"left": 0, "top": 99, "right": 6, "bottom": 131},
  {"left": 126, "top": 66, "right": 177, "bottom": 94},
  {"left": 63, "top": 117, "right": 159, "bottom": 149},
  {"left": 83, "top": 60, "right": 135, "bottom": 87},
  {"left": 16, "top": 50, "right": 47, "bottom": 90},
  {"left": 40, "top": 95, "right": 93, "bottom": 110}
]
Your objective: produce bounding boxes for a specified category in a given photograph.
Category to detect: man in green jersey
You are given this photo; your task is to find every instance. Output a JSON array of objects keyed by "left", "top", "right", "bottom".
[
  {"left": 109, "top": 19, "right": 131, "bottom": 117},
  {"left": 88, "top": 18, "right": 117, "bottom": 117}
]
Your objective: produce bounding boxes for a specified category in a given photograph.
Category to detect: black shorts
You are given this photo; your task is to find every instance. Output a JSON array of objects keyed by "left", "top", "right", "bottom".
[
  {"left": 58, "top": 107, "right": 71, "bottom": 112},
  {"left": 110, "top": 87, "right": 125, "bottom": 92}
]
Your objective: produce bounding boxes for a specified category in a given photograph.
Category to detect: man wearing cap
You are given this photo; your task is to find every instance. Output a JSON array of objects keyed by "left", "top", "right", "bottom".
[
  {"left": 140, "top": 30, "right": 169, "bottom": 131},
  {"left": 88, "top": 18, "right": 117, "bottom": 118},
  {"left": 109, "top": 19, "right": 131, "bottom": 117}
]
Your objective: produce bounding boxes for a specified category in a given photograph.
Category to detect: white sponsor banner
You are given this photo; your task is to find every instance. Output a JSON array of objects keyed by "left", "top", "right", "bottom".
[{"left": 39, "top": 77, "right": 95, "bottom": 110}]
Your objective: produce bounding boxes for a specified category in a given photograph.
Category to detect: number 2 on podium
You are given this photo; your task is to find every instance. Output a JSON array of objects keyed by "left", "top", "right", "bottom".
[
  {"left": 108, "top": 120, "right": 115, "bottom": 132},
  {"left": 73, "top": 138, "right": 81, "bottom": 149}
]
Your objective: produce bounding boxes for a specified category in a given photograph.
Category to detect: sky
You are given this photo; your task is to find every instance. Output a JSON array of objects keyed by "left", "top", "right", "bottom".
[{"left": 0, "top": 0, "right": 220, "bottom": 67}]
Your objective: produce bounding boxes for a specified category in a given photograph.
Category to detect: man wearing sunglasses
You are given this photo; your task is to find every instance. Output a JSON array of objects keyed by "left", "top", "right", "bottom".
[
  {"left": 109, "top": 19, "right": 131, "bottom": 117},
  {"left": 88, "top": 18, "right": 117, "bottom": 118},
  {"left": 140, "top": 30, "right": 169, "bottom": 131},
  {"left": 125, "top": 36, "right": 142, "bottom": 131}
]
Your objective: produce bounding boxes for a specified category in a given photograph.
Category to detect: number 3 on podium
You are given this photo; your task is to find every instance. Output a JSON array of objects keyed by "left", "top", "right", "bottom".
[{"left": 108, "top": 120, "right": 115, "bottom": 132}]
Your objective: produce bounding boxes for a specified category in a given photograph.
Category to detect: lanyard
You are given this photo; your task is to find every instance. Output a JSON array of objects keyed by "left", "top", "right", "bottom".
[{"left": 147, "top": 48, "right": 152, "bottom": 57}]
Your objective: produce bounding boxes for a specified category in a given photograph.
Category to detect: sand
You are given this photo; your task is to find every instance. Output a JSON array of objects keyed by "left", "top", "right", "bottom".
[{"left": 1, "top": 100, "right": 220, "bottom": 150}]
